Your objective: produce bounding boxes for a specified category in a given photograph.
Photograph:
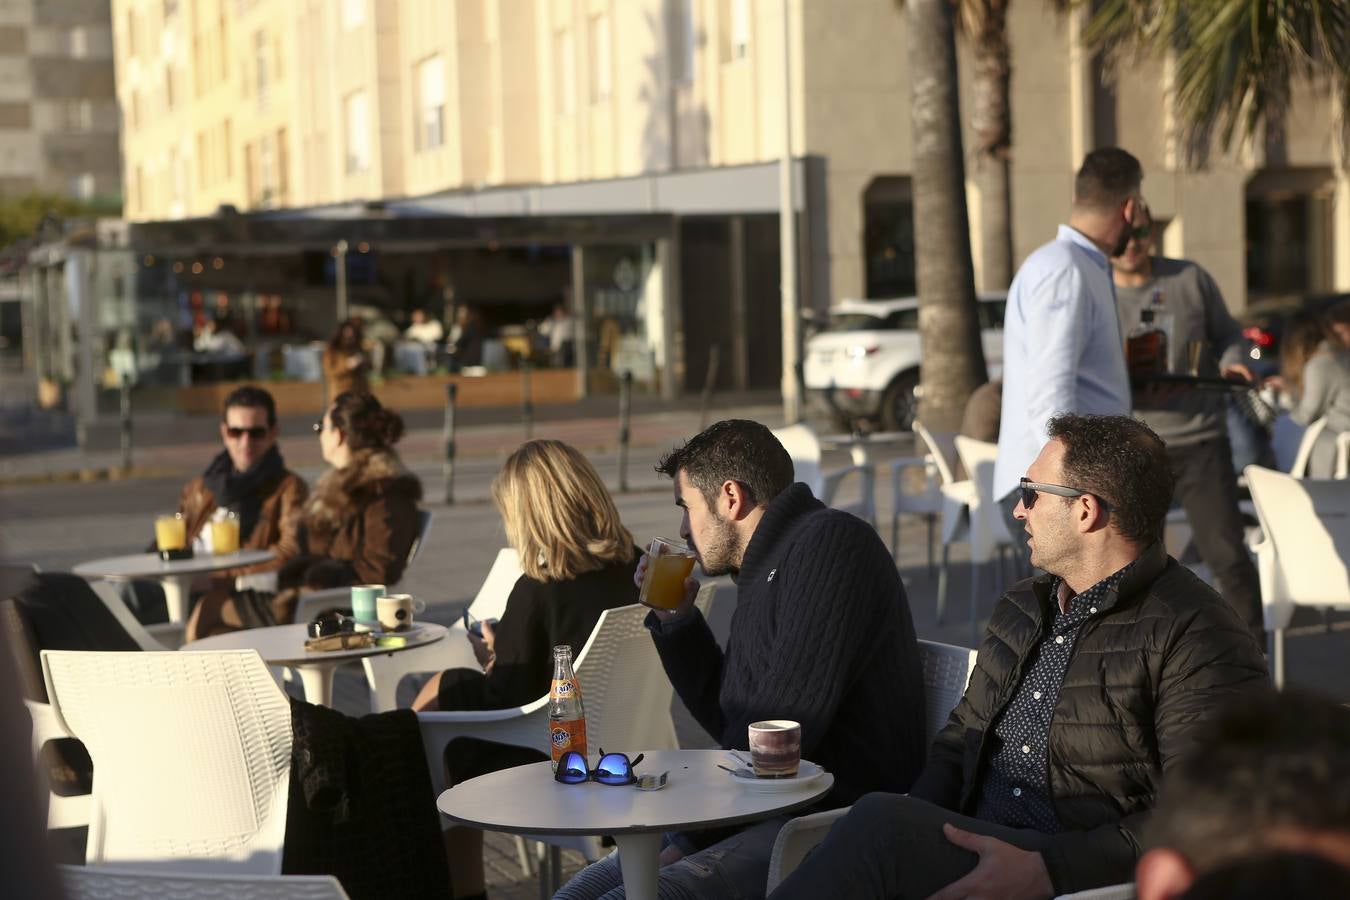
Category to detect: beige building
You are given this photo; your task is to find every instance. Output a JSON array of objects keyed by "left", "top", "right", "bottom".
[
  {"left": 111, "top": 0, "right": 1349, "bottom": 393},
  {"left": 0, "top": 0, "right": 120, "bottom": 202}
]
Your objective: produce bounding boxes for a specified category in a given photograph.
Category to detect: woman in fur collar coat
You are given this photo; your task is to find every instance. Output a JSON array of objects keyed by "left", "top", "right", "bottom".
[{"left": 187, "top": 392, "right": 422, "bottom": 638}]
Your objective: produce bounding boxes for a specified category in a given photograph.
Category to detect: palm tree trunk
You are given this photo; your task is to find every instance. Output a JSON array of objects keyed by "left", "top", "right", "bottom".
[
  {"left": 908, "top": 0, "right": 988, "bottom": 432},
  {"left": 969, "top": 5, "right": 1013, "bottom": 291}
]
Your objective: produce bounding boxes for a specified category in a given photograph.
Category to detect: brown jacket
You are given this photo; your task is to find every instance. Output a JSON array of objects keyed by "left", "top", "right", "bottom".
[
  {"left": 322, "top": 347, "right": 370, "bottom": 398},
  {"left": 177, "top": 469, "right": 309, "bottom": 575},
  {"left": 301, "top": 447, "right": 422, "bottom": 586}
]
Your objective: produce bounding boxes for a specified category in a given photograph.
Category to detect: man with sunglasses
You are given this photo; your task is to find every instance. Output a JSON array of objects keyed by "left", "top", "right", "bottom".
[
  {"left": 772, "top": 414, "right": 1267, "bottom": 900},
  {"left": 1110, "top": 204, "right": 1264, "bottom": 647},
  {"left": 133, "top": 386, "right": 308, "bottom": 621},
  {"left": 994, "top": 148, "right": 1143, "bottom": 564}
]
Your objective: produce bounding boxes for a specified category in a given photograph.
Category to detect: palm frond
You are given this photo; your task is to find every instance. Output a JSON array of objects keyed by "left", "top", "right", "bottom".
[{"left": 1081, "top": 0, "right": 1350, "bottom": 166}]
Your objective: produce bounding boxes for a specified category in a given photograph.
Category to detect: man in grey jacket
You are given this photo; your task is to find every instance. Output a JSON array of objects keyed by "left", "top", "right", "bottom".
[{"left": 1111, "top": 203, "right": 1263, "bottom": 644}]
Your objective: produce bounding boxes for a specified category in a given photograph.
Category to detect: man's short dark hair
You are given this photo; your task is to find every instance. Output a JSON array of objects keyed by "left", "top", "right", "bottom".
[
  {"left": 1073, "top": 147, "right": 1143, "bottom": 213},
  {"left": 1147, "top": 689, "right": 1350, "bottom": 874},
  {"left": 221, "top": 385, "right": 277, "bottom": 427},
  {"left": 1045, "top": 413, "right": 1172, "bottom": 546},
  {"left": 655, "top": 419, "right": 795, "bottom": 510},
  {"left": 1176, "top": 853, "right": 1350, "bottom": 900}
]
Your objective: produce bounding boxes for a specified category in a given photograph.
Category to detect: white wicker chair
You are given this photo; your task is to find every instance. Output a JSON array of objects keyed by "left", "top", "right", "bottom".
[
  {"left": 888, "top": 452, "right": 943, "bottom": 571},
  {"left": 772, "top": 424, "right": 876, "bottom": 524},
  {"left": 60, "top": 866, "right": 351, "bottom": 900},
  {"left": 41, "top": 649, "right": 291, "bottom": 874},
  {"left": 362, "top": 547, "right": 521, "bottom": 713},
  {"left": 764, "top": 639, "right": 978, "bottom": 893}
]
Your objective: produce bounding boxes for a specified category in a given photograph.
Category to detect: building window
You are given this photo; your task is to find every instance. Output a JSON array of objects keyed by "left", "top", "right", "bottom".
[
  {"left": 555, "top": 29, "right": 575, "bottom": 116},
  {"left": 345, "top": 91, "right": 370, "bottom": 173},
  {"left": 341, "top": 0, "right": 364, "bottom": 30},
  {"left": 723, "top": 0, "right": 750, "bottom": 62},
  {"left": 222, "top": 119, "right": 232, "bottom": 178},
  {"left": 124, "top": 11, "right": 136, "bottom": 57},
  {"left": 67, "top": 26, "right": 88, "bottom": 58},
  {"left": 197, "top": 131, "right": 208, "bottom": 188},
  {"left": 589, "top": 14, "right": 611, "bottom": 104},
  {"left": 67, "top": 173, "right": 95, "bottom": 201},
  {"left": 259, "top": 134, "right": 275, "bottom": 205},
  {"left": 414, "top": 55, "right": 445, "bottom": 152},
  {"left": 276, "top": 127, "right": 288, "bottom": 202},
  {"left": 254, "top": 31, "right": 269, "bottom": 107},
  {"left": 673, "top": 0, "right": 696, "bottom": 84},
  {"left": 61, "top": 99, "right": 93, "bottom": 131}
]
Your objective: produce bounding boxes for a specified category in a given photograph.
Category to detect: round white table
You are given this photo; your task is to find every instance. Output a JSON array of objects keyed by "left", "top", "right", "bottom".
[
  {"left": 436, "top": 749, "right": 834, "bottom": 900},
  {"left": 74, "top": 549, "right": 275, "bottom": 625},
  {"left": 185, "top": 621, "right": 447, "bottom": 707}
]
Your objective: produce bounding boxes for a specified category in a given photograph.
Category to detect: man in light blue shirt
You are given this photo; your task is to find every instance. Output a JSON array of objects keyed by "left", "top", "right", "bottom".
[{"left": 994, "top": 148, "right": 1144, "bottom": 556}]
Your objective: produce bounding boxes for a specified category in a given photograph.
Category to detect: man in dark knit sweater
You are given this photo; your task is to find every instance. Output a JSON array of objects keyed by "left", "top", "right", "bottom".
[
  {"left": 556, "top": 419, "right": 926, "bottom": 900},
  {"left": 770, "top": 415, "right": 1268, "bottom": 900}
]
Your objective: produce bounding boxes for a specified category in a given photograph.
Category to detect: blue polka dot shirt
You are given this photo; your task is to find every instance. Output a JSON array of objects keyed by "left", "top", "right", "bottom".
[{"left": 972, "top": 559, "right": 1137, "bottom": 833}]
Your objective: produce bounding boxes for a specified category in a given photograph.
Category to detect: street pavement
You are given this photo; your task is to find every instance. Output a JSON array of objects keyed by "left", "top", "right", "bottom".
[{"left": 5, "top": 396, "right": 1347, "bottom": 897}]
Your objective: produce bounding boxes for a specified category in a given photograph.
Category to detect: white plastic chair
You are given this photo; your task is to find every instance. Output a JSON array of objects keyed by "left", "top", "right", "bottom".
[
  {"left": 1244, "top": 464, "right": 1350, "bottom": 687},
  {"left": 60, "top": 866, "right": 351, "bottom": 899},
  {"left": 41, "top": 649, "right": 292, "bottom": 874},
  {"left": 1288, "top": 417, "right": 1328, "bottom": 478},
  {"left": 953, "top": 437, "right": 1019, "bottom": 645},
  {"left": 772, "top": 424, "right": 876, "bottom": 524},
  {"left": 363, "top": 547, "right": 522, "bottom": 713},
  {"left": 915, "top": 421, "right": 976, "bottom": 623},
  {"left": 765, "top": 638, "right": 978, "bottom": 892},
  {"left": 419, "top": 597, "right": 693, "bottom": 880},
  {"left": 888, "top": 452, "right": 942, "bottom": 571}
]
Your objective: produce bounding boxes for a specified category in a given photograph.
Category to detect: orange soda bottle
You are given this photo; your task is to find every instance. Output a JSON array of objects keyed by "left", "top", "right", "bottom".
[{"left": 548, "top": 644, "right": 588, "bottom": 771}]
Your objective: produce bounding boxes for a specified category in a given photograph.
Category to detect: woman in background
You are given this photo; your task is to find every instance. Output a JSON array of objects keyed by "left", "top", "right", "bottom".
[
  {"left": 322, "top": 318, "right": 371, "bottom": 398},
  {"left": 187, "top": 391, "right": 421, "bottom": 638},
  {"left": 412, "top": 439, "right": 639, "bottom": 900},
  {"left": 1277, "top": 304, "right": 1350, "bottom": 477}
]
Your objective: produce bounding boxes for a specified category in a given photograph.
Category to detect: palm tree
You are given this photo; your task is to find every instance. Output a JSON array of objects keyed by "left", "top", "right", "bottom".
[
  {"left": 906, "top": 0, "right": 989, "bottom": 432},
  {"left": 960, "top": 0, "right": 1015, "bottom": 292},
  {"left": 1082, "top": 1, "right": 1350, "bottom": 162}
]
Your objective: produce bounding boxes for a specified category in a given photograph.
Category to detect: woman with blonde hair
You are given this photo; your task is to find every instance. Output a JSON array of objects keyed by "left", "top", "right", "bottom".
[{"left": 412, "top": 439, "right": 639, "bottom": 899}]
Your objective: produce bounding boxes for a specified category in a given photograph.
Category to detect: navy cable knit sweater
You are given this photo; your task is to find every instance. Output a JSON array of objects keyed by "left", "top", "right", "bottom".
[{"left": 648, "top": 483, "right": 927, "bottom": 820}]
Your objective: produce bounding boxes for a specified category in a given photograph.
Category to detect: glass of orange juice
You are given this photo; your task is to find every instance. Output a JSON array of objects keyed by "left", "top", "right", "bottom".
[
  {"left": 638, "top": 537, "right": 697, "bottom": 611},
  {"left": 210, "top": 511, "right": 240, "bottom": 555},
  {"left": 155, "top": 513, "right": 190, "bottom": 560}
]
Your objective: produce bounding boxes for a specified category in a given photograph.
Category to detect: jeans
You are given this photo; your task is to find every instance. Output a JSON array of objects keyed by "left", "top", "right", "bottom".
[
  {"left": 554, "top": 816, "right": 786, "bottom": 900},
  {"left": 768, "top": 793, "right": 1054, "bottom": 899}
]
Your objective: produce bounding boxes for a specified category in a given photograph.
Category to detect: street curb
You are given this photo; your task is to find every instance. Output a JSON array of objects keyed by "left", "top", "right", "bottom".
[{"left": 0, "top": 464, "right": 185, "bottom": 486}]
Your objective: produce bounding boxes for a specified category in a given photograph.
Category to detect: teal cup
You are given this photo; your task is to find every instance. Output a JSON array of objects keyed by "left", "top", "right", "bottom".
[{"left": 350, "top": 584, "right": 386, "bottom": 625}]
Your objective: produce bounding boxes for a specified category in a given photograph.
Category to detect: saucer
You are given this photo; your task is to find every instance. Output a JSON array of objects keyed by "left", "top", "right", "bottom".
[{"left": 723, "top": 758, "right": 824, "bottom": 792}]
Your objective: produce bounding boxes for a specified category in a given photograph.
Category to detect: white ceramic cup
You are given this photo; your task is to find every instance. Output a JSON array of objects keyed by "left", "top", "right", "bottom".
[{"left": 376, "top": 593, "right": 425, "bottom": 631}]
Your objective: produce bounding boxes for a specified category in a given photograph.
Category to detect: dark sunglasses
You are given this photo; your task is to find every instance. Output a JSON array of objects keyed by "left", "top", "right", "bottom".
[
  {"left": 225, "top": 426, "right": 269, "bottom": 440},
  {"left": 1128, "top": 223, "right": 1152, "bottom": 241},
  {"left": 1019, "top": 477, "right": 1108, "bottom": 512},
  {"left": 554, "top": 749, "right": 644, "bottom": 786},
  {"left": 307, "top": 609, "right": 356, "bottom": 638}
]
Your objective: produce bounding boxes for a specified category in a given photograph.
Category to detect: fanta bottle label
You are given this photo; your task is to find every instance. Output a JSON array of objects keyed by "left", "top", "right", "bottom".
[{"left": 550, "top": 717, "right": 588, "bottom": 764}]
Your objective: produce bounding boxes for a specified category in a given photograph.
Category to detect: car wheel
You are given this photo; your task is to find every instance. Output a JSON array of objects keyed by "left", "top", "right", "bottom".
[{"left": 880, "top": 373, "right": 920, "bottom": 432}]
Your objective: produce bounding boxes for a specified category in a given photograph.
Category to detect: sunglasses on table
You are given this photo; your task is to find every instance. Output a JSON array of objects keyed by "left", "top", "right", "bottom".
[
  {"left": 225, "top": 426, "right": 269, "bottom": 440},
  {"left": 1019, "top": 477, "right": 1108, "bottom": 512},
  {"left": 554, "top": 749, "right": 645, "bottom": 786}
]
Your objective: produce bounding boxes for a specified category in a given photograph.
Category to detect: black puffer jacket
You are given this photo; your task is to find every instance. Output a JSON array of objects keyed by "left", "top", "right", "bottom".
[{"left": 909, "top": 542, "right": 1268, "bottom": 894}]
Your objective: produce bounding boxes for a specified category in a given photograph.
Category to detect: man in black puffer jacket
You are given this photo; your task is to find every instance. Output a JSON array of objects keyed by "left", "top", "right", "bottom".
[
  {"left": 772, "top": 414, "right": 1269, "bottom": 900},
  {"left": 556, "top": 419, "right": 927, "bottom": 900}
]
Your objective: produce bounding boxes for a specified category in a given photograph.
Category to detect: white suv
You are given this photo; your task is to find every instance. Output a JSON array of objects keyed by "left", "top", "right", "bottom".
[{"left": 802, "top": 292, "right": 1007, "bottom": 431}]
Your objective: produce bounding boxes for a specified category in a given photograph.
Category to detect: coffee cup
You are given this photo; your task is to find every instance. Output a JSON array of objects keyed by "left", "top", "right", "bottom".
[
  {"left": 748, "top": 719, "right": 802, "bottom": 778},
  {"left": 377, "top": 593, "right": 425, "bottom": 632},
  {"left": 350, "top": 584, "right": 385, "bottom": 625}
]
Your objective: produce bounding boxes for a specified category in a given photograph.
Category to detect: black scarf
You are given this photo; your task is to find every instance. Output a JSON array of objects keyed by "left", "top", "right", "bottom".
[{"left": 202, "top": 444, "right": 287, "bottom": 543}]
